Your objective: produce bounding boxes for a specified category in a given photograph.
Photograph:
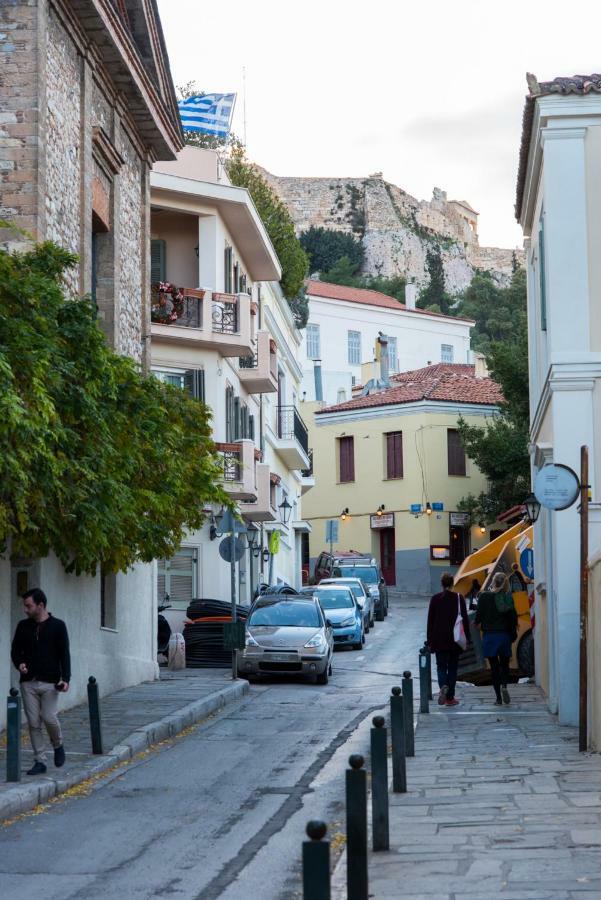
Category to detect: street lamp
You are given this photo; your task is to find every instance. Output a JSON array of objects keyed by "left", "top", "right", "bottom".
[
  {"left": 340, "top": 507, "right": 350, "bottom": 521},
  {"left": 524, "top": 492, "right": 541, "bottom": 524},
  {"left": 478, "top": 522, "right": 486, "bottom": 535},
  {"left": 246, "top": 522, "right": 260, "bottom": 557},
  {"left": 278, "top": 497, "right": 292, "bottom": 525}
]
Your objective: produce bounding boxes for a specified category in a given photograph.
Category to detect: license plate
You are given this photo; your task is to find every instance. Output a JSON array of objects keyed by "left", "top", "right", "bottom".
[{"left": 265, "top": 653, "right": 298, "bottom": 662}]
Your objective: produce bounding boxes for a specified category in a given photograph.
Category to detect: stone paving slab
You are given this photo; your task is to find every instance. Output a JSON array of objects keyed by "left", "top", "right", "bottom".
[
  {"left": 333, "top": 683, "right": 601, "bottom": 898},
  {"left": 0, "top": 668, "right": 248, "bottom": 822}
]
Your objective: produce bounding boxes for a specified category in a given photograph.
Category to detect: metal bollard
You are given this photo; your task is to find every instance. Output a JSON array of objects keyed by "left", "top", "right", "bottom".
[
  {"left": 419, "top": 646, "right": 430, "bottom": 714},
  {"left": 302, "top": 820, "right": 330, "bottom": 900},
  {"left": 390, "top": 687, "right": 407, "bottom": 793},
  {"left": 370, "top": 716, "right": 390, "bottom": 851},
  {"left": 6, "top": 688, "right": 21, "bottom": 782},
  {"left": 346, "top": 754, "right": 368, "bottom": 900},
  {"left": 87, "top": 676, "right": 104, "bottom": 755},
  {"left": 426, "top": 646, "right": 433, "bottom": 700},
  {"left": 402, "top": 670, "right": 415, "bottom": 757}
]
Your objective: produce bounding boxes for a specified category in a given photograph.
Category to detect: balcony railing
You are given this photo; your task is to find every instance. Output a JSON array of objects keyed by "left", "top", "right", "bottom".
[
  {"left": 215, "top": 442, "right": 241, "bottom": 481},
  {"left": 212, "top": 293, "right": 239, "bottom": 334},
  {"left": 301, "top": 449, "right": 313, "bottom": 478},
  {"left": 239, "top": 349, "right": 258, "bottom": 369},
  {"left": 277, "top": 406, "right": 309, "bottom": 455}
]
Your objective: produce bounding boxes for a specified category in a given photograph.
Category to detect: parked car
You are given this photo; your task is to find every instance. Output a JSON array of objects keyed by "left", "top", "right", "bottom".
[
  {"left": 300, "top": 584, "right": 364, "bottom": 650},
  {"left": 312, "top": 550, "right": 375, "bottom": 584},
  {"left": 238, "top": 595, "right": 334, "bottom": 685},
  {"left": 332, "top": 563, "right": 389, "bottom": 620},
  {"left": 318, "top": 577, "right": 375, "bottom": 631}
]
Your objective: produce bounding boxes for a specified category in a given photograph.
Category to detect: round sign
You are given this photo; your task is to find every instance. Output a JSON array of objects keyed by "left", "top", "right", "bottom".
[
  {"left": 534, "top": 464, "right": 580, "bottom": 511},
  {"left": 219, "top": 536, "right": 245, "bottom": 562}
]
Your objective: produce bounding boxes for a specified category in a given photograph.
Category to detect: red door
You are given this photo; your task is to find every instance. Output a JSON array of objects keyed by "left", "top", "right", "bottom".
[{"left": 379, "top": 528, "right": 396, "bottom": 586}]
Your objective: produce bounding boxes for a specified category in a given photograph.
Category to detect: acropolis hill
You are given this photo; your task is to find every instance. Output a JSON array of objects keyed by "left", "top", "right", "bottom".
[{"left": 262, "top": 170, "right": 522, "bottom": 293}]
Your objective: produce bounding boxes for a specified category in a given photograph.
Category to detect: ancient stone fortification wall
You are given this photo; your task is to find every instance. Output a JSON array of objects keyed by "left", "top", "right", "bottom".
[{"left": 263, "top": 170, "right": 522, "bottom": 291}]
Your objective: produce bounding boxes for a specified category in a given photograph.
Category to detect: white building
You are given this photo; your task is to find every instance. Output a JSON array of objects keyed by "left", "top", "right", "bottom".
[
  {"left": 300, "top": 280, "right": 473, "bottom": 405},
  {"left": 516, "top": 73, "right": 601, "bottom": 728},
  {"left": 150, "top": 148, "right": 312, "bottom": 628}
]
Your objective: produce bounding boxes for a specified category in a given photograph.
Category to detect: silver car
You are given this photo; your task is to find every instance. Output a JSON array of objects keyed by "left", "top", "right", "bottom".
[
  {"left": 238, "top": 596, "right": 334, "bottom": 685},
  {"left": 319, "top": 577, "right": 375, "bottom": 632}
]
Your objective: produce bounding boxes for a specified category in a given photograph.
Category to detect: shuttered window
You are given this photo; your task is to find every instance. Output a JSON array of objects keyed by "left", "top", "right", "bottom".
[
  {"left": 151, "top": 239, "right": 166, "bottom": 284},
  {"left": 347, "top": 330, "right": 361, "bottom": 365},
  {"left": 386, "top": 432, "right": 403, "bottom": 479},
  {"left": 184, "top": 369, "right": 205, "bottom": 403},
  {"left": 447, "top": 429, "right": 466, "bottom": 476},
  {"left": 225, "top": 386, "right": 235, "bottom": 441},
  {"left": 388, "top": 336, "right": 398, "bottom": 373},
  {"left": 224, "top": 246, "right": 233, "bottom": 293},
  {"left": 157, "top": 547, "right": 198, "bottom": 610},
  {"left": 441, "top": 344, "right": 454, "bottom": 363},
  {"left": 306, "top": 324, "right": 320, "bottom": 359},
  {"left": 339, "top": 436, "right": 355, "bottom": 483}
]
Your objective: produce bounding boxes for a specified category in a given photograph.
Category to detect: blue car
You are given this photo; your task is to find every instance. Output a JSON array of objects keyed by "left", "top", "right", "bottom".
[{"left": 301, "top": 585, "right": 365, "bottom": 650}]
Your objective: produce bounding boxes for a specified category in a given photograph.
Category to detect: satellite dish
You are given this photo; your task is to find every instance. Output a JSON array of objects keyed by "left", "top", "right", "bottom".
[{"left": 219, "top": 536, "right": 245, "bottom": 562}]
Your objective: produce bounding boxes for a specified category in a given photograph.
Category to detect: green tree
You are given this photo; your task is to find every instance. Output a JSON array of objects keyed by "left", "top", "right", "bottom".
[
  {"left": 321, "top": 255, "right": 364, "bottom": 287},
  {"left": 0, "top": 240, "right": 229, "bottom": 574},
  {"left": 418, "top": 245, "right": 452, "bottom": 314},
  {"left": 366, "top": 274, "right": 407, "bottom": 303},
  {"left": 300, "top": 226, "right": 364, "bottom": 275},
  {"left": 456, "top": 268, "right": 527, "bottom": 354},
  {"left": 225, "top": 143, "right": 308, "bottom": 301}
]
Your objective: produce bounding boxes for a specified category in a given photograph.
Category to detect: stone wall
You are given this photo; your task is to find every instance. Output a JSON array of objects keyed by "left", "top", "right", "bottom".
[
  {"left": 116, "top": 127, "right": 144, "bottom": 363},
  {"left": 263, "top": 170, "right": 523, "bottom": 292}
]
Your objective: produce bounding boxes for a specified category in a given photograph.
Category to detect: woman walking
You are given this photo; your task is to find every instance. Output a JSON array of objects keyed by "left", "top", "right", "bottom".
[
  {"left": 475, "top": 572, "right": 518, "bottom": 705},
  {"left": 427, "top": 573, "right": 470, "bottom": 707}
]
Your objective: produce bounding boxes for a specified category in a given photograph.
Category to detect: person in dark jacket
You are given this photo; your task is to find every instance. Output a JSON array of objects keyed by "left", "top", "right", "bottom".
[
  {"left": 475, "top": 572, "right": 517, "bottom": 705},
  {"left": 11, "top": 588, "right": 70, "bottom": 775},
  {"left": 427, "top": 573, "right": 470, "bottom": 707}
]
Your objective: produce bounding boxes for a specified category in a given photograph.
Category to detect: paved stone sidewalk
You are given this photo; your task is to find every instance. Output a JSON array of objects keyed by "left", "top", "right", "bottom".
[
  {"left": 334, "top": 683, "right": 601, "bottom": 899},
  {"left": 0, "top": 669, "right": 248, "bottom": 821}
]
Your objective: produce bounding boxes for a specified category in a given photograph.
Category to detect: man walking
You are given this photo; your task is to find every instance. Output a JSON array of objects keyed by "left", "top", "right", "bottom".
[
  {"left": 11, "top": 588, "right": 70, "bottom": 775},
  {"left": 426, "top": 573, "right": 470, "bottom": 707}
]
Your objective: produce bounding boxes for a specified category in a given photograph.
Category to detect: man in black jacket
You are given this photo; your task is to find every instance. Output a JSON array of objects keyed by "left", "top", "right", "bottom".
[{"left": 11, "top": 588, "right": 71, "bottom": 776}]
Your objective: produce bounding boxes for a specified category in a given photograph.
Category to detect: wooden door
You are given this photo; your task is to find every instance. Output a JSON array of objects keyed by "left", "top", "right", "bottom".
[{"left": 379, "top": 528, "right": 396, "bottom": 586}]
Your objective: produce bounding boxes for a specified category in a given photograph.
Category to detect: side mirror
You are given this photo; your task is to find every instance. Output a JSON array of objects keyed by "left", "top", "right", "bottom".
[
  {"left": 380, "top": 577, "right": 385, "bottom": 585},
  {"left": 325, "top": 619, "right": 332, "bottom": 629}
]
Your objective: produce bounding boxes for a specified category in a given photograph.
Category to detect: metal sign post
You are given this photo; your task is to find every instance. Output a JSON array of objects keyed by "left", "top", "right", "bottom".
[{"left": 580, "top": 446, "right": 589, "bottom": 752}]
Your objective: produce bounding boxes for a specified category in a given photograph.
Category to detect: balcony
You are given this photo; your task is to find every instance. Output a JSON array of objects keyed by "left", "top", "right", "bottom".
[
  {"left": 215, "top": 439, "right": 257, "bottom": 501},
  {"left": 239, "top": 463, "right": 277, "bottom": 522},
  {"left": 238, "top": 330, "right": 278, "bottom": 394},
  {"left": 300, "top": 449, "right": 315, "bottom": 495},
  {"left": 151, "top": 286, "right": 253, "bottom": 357},
  {"left": 273, "top": 406, "right": 310, "bottom": 470}
]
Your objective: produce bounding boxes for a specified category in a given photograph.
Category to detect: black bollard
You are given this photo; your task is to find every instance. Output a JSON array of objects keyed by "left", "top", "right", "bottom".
[
  {"left": 302, "top": 820, "right": 330, "bottom": 900},
  {"left": 419, "top": 646, "right": 430, "bottom": 714},
  {"left": 370, "top": 716, "right": 390, "bottom": 851},
  {"left": 87, "top": 676, "right": 104, "bottom": 755},
  {"left": 402, "top": 670, "right": 415, "bottom": 757},
  {"left": 426, "top": 646, "right": 433, "bottom": 701},
  {"left": 346, "top": 754, "right": 368, "bottom": 900},
  {"left": 6, "top": 688, "right": 21, "bottom": 782},
  {"left": 390, "top": 687, "right": 407, "bottom": 793}
]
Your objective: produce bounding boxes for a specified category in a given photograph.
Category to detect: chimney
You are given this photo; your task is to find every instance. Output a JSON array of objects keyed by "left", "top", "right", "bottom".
[
  {"left": 405, "top": 281, "right": 417, "bottom": 310},
  {"left": 313, "top": 359, "right": 323, "bottom": 401},
  {"left": 378, "top": 333, "right": 390, "bottom": 385},
  {"left": 473, "top": 352, "right": 489, "bottom": 379}
]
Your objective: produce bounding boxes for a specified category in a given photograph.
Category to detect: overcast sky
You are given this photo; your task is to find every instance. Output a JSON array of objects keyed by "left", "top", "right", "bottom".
[{"left": 157, "top": 0, "right": 600, "bottom": 249}]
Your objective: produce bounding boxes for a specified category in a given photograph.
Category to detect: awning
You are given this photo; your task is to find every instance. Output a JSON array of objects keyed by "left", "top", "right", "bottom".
[{"left": 292, "top": 520, "right": 312, "bottom": 533}]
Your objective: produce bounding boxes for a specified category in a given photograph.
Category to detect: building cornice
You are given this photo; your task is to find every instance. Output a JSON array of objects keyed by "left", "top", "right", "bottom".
[
  {"left": 315, "top": 399, "right": 500, "bottom": 426},
  {"left": 530, "top": 360, "right": 601, "bottom": 440},
  {"left": 307, "top": 294, "right": 473, "bottom": 329}
]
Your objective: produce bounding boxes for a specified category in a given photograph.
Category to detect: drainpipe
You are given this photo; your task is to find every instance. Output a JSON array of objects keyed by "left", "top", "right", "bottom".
[
  {"left": 313, "top": 359, "right": 323, "bottom": 402},
  {"left": 258, "top": 284, "right": 265, "bottom": 585}
]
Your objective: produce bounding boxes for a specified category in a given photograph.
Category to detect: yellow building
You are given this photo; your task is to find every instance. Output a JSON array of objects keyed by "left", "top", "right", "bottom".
[{"left": 303, "top": 363, "right": 503, "bottom": 593}]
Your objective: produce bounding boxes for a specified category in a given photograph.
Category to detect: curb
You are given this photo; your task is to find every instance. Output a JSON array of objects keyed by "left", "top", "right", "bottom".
[{"left": 0, "top": 678, "right": 249, "bottom": 823}]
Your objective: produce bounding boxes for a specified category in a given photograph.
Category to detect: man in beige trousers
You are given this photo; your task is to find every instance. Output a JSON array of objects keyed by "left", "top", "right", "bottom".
[{"left": 10, "top": 588, "right": 70, "bottom": 776}]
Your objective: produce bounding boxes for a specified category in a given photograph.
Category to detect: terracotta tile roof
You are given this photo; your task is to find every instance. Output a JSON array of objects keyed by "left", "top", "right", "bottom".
[
  {"left": 316, "top": 363, "right": 502, "bottom": 414},
  {"left": 515, "top": 73, "right": 601, "bottom": 221},
  {"left": 305, "top": 280, "right": 474, "bottom": 324}
]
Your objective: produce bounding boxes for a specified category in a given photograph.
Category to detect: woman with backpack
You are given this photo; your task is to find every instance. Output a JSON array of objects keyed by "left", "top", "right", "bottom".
[
  {"left": 475, "top": 572, "right": 518, "bottom": 705},
  {"left": 426, "top": 573, "right": 470, "bottom": 707}
]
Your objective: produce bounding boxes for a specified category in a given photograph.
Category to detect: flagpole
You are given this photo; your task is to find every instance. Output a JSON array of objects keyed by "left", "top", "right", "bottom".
[{"left": 242, "top": 66, "right": 247, "bottom": 147}]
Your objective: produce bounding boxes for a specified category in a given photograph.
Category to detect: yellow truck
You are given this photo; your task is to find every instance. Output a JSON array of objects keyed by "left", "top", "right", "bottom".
[{"left": 454, "top": 519, "right": 534, "bottom": 682}]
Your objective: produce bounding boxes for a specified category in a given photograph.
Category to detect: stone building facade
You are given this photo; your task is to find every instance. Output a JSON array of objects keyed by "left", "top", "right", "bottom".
[
  {"left": 0, "top": 0, "right": 183, "bottom": 724},
  {"left": 262, "top": 170, "right": 523, "bottom": 294}
]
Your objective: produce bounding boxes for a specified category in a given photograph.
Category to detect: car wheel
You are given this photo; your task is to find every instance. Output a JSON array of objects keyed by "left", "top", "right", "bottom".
[
  {"left": 316, "top": 668, "right": 329, "bottom": 685},
  {"left": 365, "top": 621, "right": 370, "bottom": 634},
  {"left": 328, "top": 662, "right": 333, "bottom": 676},
  {"left": 370, "top": 614, "right": 375, "bottom": 627},
  {"left": 376, "top": 606, "right": 385, "bottom": 622},
  {"left": 362, "top": 630, "right": 366, "bottom": 645}
]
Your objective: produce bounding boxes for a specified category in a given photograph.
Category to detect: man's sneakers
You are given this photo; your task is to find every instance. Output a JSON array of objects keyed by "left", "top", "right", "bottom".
[
  {"left": 501, "top": 686, "right": 511, "bottom": 705},
  {"left": 27, "top": 761, "right": 47, "bottom": 776},
  {"left": 54, "top": 745, "right": 66, "bottom": 768},
  {"left": 437, "top": 685, "right": 448, "bottom": 706},
  {"left": 445, "top": 698, "right": 460, "bottom": 707}
]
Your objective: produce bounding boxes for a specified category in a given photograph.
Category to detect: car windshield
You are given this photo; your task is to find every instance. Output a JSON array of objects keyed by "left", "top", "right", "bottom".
[
  {"left": 249, "top": 601, "right": 321, "bottom": 628},
  {"left": 315, "top": 589, "right": 354, "bottom": 609},
  {"left": 335, "top": 566, "right": 378, "bottom": 584}
]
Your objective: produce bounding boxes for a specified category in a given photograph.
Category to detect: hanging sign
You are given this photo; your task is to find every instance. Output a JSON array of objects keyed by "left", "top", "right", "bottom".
[
  {"left": 410, "top": 504, "right": 422, "bottom": 515},
  {"left": 370, "top": 512, "right": 395, "bottom": 529},
  {"left": 450, "top": 512, "right": 470, "bottom": 526},
  {"left": 268, "top": 530, "right": 281, "bottom": 555},
  {"left": 534, "top": 464, "right": 580, "bottom": 511},
  {"left": 432, "top": 502, "right": 444, "bottom": 511}
]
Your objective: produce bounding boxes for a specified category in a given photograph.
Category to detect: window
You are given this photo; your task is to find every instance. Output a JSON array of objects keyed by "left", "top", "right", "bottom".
[
  {"left": 539, "top": 216, "right": 547, "bottom": 331},
  {"left": 441, "top": 344, "right": 454, "bottom": 363},
  {"left": 337, "top": 389, "right": 347, "bottom": 403},
  {"left": 100, "top": 569, "right": 117, "bottom": 630},
  {"left": 449, "top": 526, "right": 469, "bottom": 566},
  {"left": 184, "top": 369, "right": 205, "bottom": 403},
  {"left": 151, "top": 239, "right": 166, "bottom": 284},
  {"left": 447, "top": 429, "right": 466, "bottom": 476},
  {"left": 348, "top": 330, "right": 361, "bottom": 365},
  {"left": 388, "top": 336, "right": 398, "bottom": 372},
  {"left": 339, "top": 436, "right": 355, "bottom": 482},
  {"left": 157, "top": 547, "right": 199, "bottom": 610},
  {"left": 153, "top": 369, "right": 185, "bottom": 389},
  {"left": 306, "top": 324, "right": 321, "bottom": 359},
  {"left": 224, "top": 246, "right": 233, "bottom": 293},
  {"left": 385, "top": 431, "right": 403, "bottom": 479},
  {"left": 225, "top": 385, "right": 235, "bottom": 441}
]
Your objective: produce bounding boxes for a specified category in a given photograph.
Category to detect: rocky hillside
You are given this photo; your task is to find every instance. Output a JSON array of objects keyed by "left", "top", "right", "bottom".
[{"left": 262, "top": 171, "right": 522, "bottom": 294}]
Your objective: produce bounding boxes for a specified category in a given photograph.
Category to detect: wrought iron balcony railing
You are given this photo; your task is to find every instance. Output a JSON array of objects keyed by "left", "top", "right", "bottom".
[
  {"left": 212, "top": 293, "right": 239, "bottom": 334},
  {"left": 277, "top": 406, "right": 309, "bottom": 455},
  {"left": 301, "top": 449, "right": 313, "bottom": 478}
]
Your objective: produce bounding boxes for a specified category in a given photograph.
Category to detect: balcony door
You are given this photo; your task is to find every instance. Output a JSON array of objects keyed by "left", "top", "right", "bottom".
[{"left": 277, "top": 369, "right": 285, "bottom": 437}]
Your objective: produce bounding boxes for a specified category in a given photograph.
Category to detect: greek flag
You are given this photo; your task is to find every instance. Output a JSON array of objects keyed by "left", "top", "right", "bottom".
[{"left": 178, "top": 93, "right": 236, "bottom": 138}]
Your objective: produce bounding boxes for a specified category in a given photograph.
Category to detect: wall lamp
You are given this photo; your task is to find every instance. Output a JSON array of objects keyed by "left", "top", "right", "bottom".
[
  {"left": 425, "top": 502, "right": 433, "bottom": 516},
  {"left": 278, "top": 497, "right": 292, "bottom": 525},
  {"left": 340, "top": 508, "right": 350, "bottom": 521},
  {"left": 478, "top": 521, "right": 486, "bottom": 535},
  {"left": 376, "top": 505, "right": 385, "bottom": 517},
  {"left": 246, "top": 522, "right": 261, "bottom": 557},
  {"left": 524, "top": 492, "right": 541, "bottom": 524}
]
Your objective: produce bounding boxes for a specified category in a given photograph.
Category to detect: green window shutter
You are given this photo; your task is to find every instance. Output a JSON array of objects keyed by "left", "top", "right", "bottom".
[
  {"left": 184, "top": 369, "right": 205, "bottom": 402},
  {"left": 225, "top": 386, "right": 234, "bottom": 441},
  {"left": 539, "top": 217, "right": 547, "bottom": 332},
  {"left": 233, "top": 397, "right": 240, "bottom": 440},
  {"left": 224, "top": 246, "right": 233, "bottom": 293},
  {"left": 249, "top": 414, "right": 255, "bottom": 441},
  {"left": 151, "top": 239, "right": 166, "bottom": 284}
]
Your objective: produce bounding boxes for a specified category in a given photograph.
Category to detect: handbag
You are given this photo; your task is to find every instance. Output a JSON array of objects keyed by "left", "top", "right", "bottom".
[{"left": 453, "top": 593, "right": 467, "bottom": 650}]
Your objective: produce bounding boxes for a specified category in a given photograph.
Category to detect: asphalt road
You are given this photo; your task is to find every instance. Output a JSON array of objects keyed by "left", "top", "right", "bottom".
[{"left": 0, "top": 594, "right": 428, "bottom": 900}]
